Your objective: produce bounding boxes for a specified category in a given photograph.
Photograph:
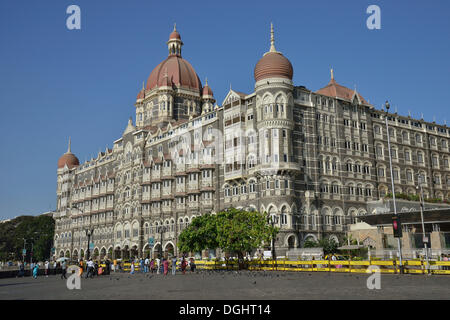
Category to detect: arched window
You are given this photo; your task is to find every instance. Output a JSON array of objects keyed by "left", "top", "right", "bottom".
[
  {"left": 249, "top": 180, "right": 256, "bottom": 193},
  {"left": 402, "top": 131, "right": 409, "bottom": 141},
  {"left": 280, "top": 206, "right": 288, "bottom": 225}
]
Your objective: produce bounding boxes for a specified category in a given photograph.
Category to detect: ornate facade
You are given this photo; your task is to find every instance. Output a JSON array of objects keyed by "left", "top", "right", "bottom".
[{"left": 53, "top": 25, "right": 450, "bottom": 261}]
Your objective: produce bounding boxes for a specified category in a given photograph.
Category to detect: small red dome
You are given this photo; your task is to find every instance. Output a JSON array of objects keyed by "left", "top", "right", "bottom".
[
  {"left": 58, "top": 152, "right": 79, "bottom": 169},
  {"left": 202, "top": 84, "right": 213, "bottom": 97},
  {"left": 254, "top": 51, "right": 293, "bottom": 82},
  {"left": 146, "top": 55, "right": 202, "bottom": 92},
  {"left": 169, "top": 30, "right": 181, "bottom": 40}
]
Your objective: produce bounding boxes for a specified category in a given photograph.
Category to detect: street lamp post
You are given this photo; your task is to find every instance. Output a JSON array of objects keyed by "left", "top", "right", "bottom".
[
  {"left": 22, "top": 238, "right": 26, "bottom": 263},
  {"left": 384, "top": 101, "right": 403, "bottom": 273},
  {"left": 30, "top": 241, "right": 34, "bottom": 267},
  {"left": 416, "top": 174, "right": 430, "bottom": 274},
  {"left": 86, "top": 229, "right": 94, "bottom": 260},
  {"left": 157, "top": 225, "right": 168, "bottom": 259}
]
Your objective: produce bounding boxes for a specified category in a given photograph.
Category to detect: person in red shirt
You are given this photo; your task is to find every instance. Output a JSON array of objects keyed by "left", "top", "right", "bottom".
[
  {"left": 181, "top": 257, "right": 187, "bottom": 275},
  {"left": 163, "top": 258, "right": 169, "bottom": 276}
]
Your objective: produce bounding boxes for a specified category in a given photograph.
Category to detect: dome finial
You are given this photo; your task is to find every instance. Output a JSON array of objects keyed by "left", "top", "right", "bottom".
[
  {"left": 331, "top": 67, "right": 334, "bottom": 80},
  {"left": 67, "top": 136, "right": 71, "bottom": 153},
  {"left": 270, "top": 22, "right": 277, "bottom": 53},
  {"left": 205, "top": 77, "right": 208, "bottom": 86},
  {"left": 173, "top": 22, "right": 177, "bottom": 32}
]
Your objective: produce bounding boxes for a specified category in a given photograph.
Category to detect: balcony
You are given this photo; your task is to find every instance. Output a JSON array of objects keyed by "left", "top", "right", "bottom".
[{"left": 224, "top": 168, "right": 244, "bottom": 181}]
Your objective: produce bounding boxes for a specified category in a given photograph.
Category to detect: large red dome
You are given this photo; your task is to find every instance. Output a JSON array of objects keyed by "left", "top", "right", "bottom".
[
  {"left": 146, "top": 55, "right": 202, "bottom": 92},
  {"left": 254, "top": 51, "right": 293, "bottom": 82},
  {"left": 58, "top": 152, "right": 79, "bottom": 169},
  {"left": 58, "top": 139, "right": 79, "bottom": 169}
]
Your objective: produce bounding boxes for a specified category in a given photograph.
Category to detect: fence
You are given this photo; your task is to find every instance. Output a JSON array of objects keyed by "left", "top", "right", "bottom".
[
  {"left": 192, "top": 258, "right": 450, "bottom": 275},
  {"left": 94, "top": 259, "right": 450, "bottom": 275}
]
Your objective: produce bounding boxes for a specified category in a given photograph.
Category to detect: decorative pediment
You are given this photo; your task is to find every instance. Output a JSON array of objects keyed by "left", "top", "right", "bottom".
[
  {"left": 222, "top": 89, "right": 246, "bottom": 106},
  {"left": 123, "top": 117, "right": 136, "bottom": 136}
]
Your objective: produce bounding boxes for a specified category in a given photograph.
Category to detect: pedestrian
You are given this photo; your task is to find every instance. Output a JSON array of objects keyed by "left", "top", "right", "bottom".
[
  {"left": 172, "top": 256, "right": 177, "bottom": 275},
  {"left": 53, "top": 261, "right": 57, "bottom": 275},
  {"left": 190, "top": 258, "right": 196, "bottom": 273},
  {"left": 94, "top": 261, "right": 99, "bottom": 276},
  {"left": 144, "top": 257, "right": 149, "bottom": 273},
  {"left": 86, "top": 259, "right": 94, "bottom": 278},
  {"left": 61, "top": 260, "right": 67, "bottom": 279},
  {"left": 32, "top": 263, "right": 39, "bottom": 279},
  {"left": 105, "top": 259, "right": 111, "bottom": 275},
  {"left": 156, "top": 257, "right": 161, "bottom": 274},
  {"left": 150, "top": 259, "right": 155, "bottom": 273},
  {"left": 79, "top": 259, "right": 84, "bottom": 277},
  {"left": 18, "top": 262, "right": 25, "bottom": 277},
  {"left": 181, "top": 257, "right": 187, "bottom": 275},
  {"left": 44, "top": 261, "right": 49, "bottom": 277},
  {"left": 130, "top": 260, "right": 134, "bottom": 274},
  {"left": 163, "top": 258, "right": 169, "bottom": 276}
]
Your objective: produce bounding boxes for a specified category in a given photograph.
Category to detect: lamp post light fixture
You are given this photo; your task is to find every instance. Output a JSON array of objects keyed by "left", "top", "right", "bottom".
[
  {"left": 85, "top": 228, "right": 94, "bottom": 260},
  {"left": 416, "top": 174, "right": 430, "bottom": 274},
  {"left": 30, "top": 241, "right": 34, "bottom": 266},
  {"left": 157, "top": 225, "right": 169, "bottom": 259},
  {"left": 384, "top": 101, "right": 403, "bottom": 273}
]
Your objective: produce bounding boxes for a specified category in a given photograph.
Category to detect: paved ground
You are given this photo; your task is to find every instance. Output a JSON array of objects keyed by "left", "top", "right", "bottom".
[{"left": 0, "top": 270, "right": 449, "bottom": 300}]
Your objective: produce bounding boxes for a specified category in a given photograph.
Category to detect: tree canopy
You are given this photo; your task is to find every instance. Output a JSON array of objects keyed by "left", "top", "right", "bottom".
[
  {"left": 0, "top": 215, "right": 54, "bottom": 262},
  {"left": 177, "top": 208, "right": 278, "bottom": 260},
  {"left": 302, "top": 237, "right": 339, "bottom": 254}
]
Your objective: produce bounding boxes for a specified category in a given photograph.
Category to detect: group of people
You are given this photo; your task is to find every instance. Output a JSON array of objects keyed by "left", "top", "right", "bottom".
[
  {"left": 75, "top": 258, "right": 111, "bottom": 279},
  {"left": 16, "top": 258, "right": 114, "bottom": 280},
  {"left": 128, "top": 256, "right": 195, "bottom": 275},
  {"left": 17, "top": 260, "right": 57, "bottom": 278},
  {"left": 16, "top": 255, "right": 200, "bottom": 279}
]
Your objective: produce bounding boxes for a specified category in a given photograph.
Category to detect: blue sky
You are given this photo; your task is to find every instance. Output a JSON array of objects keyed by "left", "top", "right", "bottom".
[{"left": 0, "top": 0, "right": 449, "bottom": 219}]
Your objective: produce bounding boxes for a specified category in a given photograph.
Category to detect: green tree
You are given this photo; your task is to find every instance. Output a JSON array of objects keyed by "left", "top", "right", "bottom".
[
  {"left": 177, "top": 208, "right": 278, "bottom": 268},
  {"left": 318, "top": 238, "right": 339, "bottom": 255},
  {"left": 215, "top": 209, "right": 277, "bottom": 262},
  {"left": 0, "top": 215, "right": 54, "bottom": 262},
  {"left": 177, "top": 213, "right": 219, "bottom": 254},
  {"left": 303, "top": 239, "right": 319, "bottom": 248},
  {"left": 342, "top": 234, "right": 358, "bottom": 246}
]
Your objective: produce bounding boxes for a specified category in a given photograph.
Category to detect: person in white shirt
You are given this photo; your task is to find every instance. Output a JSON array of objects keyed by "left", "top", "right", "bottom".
[
  {"left": 144, "top": 257, "right": 149, "bottom": 273},
  {"left": 156, "top": 258, "right": 160, "bottom": 274},
  {"left": 44, "top": 261, "right": 49, "bottom": 277},
  {"left": 86, "top": 259, "right": 95, "bottom": 278}
]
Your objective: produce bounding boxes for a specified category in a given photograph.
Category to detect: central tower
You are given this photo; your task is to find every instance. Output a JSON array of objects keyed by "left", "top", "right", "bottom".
[{"left": 134, "top": 25, "right": 214, "bottom": 129}]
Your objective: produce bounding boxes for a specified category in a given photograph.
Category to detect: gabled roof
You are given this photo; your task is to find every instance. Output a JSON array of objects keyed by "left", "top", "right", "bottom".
[
  {"left": 221, "top": 89, "right": 247, "bottom": 106},
  {"left": 316, "top": 78, "right": 368, "bottom": 105}
]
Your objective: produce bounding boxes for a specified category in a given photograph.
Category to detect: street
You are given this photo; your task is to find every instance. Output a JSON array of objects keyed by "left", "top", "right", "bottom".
[{"left": 0, "top": 270, "right": 449, "bottom": 300}]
